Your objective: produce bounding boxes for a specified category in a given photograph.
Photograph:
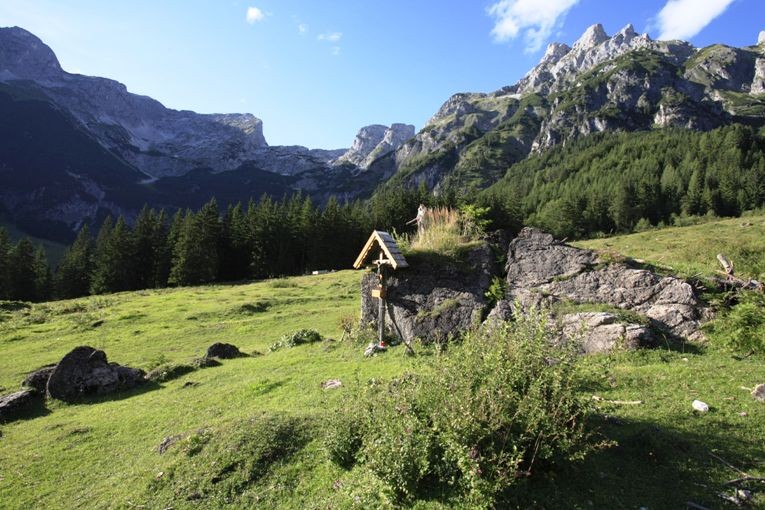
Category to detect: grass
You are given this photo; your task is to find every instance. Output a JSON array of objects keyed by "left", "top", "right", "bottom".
[
  {"left": 573, "top": 215, "right": 765, "bottom": 280},
  {"left": 0, "top": 217, "right": 764, "bottom": 508}
]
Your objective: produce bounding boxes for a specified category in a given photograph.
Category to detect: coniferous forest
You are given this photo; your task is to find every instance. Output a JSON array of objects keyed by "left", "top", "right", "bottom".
[{"left": 1, "top": 124, "right": 765, "bottom": 302}]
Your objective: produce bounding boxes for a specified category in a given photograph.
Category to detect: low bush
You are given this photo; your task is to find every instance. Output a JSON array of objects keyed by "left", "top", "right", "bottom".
[
  {"left": 324, "top": 310, "right": 596, "bottom": 507},
  {"left": 145, "top": 362, "right": 196, "bottom": 383},
  {"left": 269, "top": 329, "right": 323, "bottom": 351}
]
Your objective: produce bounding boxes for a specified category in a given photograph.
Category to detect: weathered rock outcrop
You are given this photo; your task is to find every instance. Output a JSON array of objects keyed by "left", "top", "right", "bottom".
[
  {"left": 494, "top": 228, "right": 705, "bottom": 341},
  {"left": 205, "top": 343, "right": 245, "bottom": 359},
  {"left": 22, "top": 365, "right": 56, "bottom": 394},
  {"left": 557, "top": 312, "right": 655, "bottom": 354},
  {"left": 361, "top": 244, "right": 496, "bottom": 344},
  {"left": 335, "top": 123, "right": 415, "bottom": 169},
  {"left": 46, "top": 346, "right": 146, "bottom": 402},
  {"left": 0, "top": 389, "right": 40, "bottom": 422}
]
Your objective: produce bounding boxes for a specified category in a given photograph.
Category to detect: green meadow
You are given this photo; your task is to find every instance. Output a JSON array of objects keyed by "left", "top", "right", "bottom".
[{"left": 0, "top": 217, "right": 764, "bottom": 508}]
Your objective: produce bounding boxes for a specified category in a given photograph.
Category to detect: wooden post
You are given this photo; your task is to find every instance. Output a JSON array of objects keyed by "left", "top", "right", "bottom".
[{"left": 377, "top": 251, "right": 386, "bottom": 345}]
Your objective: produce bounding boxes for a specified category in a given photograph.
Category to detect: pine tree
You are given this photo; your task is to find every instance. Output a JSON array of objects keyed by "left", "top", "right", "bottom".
[
  {"left": 7, "top": 238, "right": 39, "bottom": 301},
  {"left": 0, "top": 227, "right": 9, "bottom": 300},
  {"left": 33, "top": 246, "right": 52, "bottom": 301},
  {"left": 90, "top": 216, "right": 134, "bottom": 294},
  {"left": 55, "top": 225, "right": 94, "bottom": 299},
  {"left": 168, "top": 200, "right": 221, "bottom": 286}
]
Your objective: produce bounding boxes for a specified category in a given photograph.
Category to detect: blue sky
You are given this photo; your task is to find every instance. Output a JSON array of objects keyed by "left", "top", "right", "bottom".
[{"left": 1, "top": 0, "right": 762, "bottom": 149}]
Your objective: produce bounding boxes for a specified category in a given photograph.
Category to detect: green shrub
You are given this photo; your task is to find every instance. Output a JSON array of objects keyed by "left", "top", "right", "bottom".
[
  {"left": 145, "top": 362, "right": 195, "bottom": 383},
  {"left": 325, "top": 310, "right": 595, "bottom": 507},
  {"left": 324, "top": 405, "right": 363, "bottom": 469},
  {"left": 706, "top": 292, "right": 765, "bottom": 353},
  {"left": 484, "top": 275, "right": 507, "bottom": 309},
  {"left": 269, "top": 328, "right": 323, "bottom": 351}
]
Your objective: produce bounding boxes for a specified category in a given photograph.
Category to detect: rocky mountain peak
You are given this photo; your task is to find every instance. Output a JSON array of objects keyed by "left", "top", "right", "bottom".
[
  {"left": 542, "top": 42, "right": 572, "bottom": 66},
  {"left": 0, "top": 26, "right": 62, "bottom": 81},
  {"left": 759, "top": 30, "right": 765, "bottom": 45},
  {"left": 335, "top": 123, "right": 415, "bottom": 169},
  {"left": 573, "top": 23, "right": 609, "bottom": 51}
]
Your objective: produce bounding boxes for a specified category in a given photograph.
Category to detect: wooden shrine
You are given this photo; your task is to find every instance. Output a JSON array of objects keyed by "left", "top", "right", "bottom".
[{"left": 353, "top": 231, "right": 411, "bottom": 351}]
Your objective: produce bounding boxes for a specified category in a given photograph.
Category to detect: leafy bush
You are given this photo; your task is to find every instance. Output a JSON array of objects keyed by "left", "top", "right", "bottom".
[
  {"left": 706, "top": 291, "right": 765, "bottom": 353},
  {"left": 269, "top": 328, "right": 323, "bottom": 351},
  {"left": 484, "top": 275, "right": 507, "bottom": 309},
  {"left": 324, "top": 310, "right": 595, "bottom": 507}
]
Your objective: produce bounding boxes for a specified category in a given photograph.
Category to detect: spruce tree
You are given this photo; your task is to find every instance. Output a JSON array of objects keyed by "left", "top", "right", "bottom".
[
  {"left": 55, "top": 225, "right": 94, "bottom": 299},
  {"left": 0, "top": 227, "right": 9, "bottom": 300},
  {"left": 7, "top": 238, "right": 39, "bottom": 301}
]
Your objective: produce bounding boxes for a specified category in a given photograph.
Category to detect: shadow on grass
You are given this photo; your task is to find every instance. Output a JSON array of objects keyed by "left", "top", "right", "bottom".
[
  {"left": 67, "top": 380, "right": 163, "bottom": 406},
  {"left": 0, "top": 393, "right": 51, "bottom": 424},
  {"left": 511, "top": 414, "right": 763, "bottom": 509}
]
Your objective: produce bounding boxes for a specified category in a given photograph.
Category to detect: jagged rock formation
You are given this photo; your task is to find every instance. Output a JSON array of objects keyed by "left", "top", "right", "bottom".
[
  {"left": 493, "top": 228, "right": 705, "bottom": 341},
  {"left": 389, "top": 24, "right": 765, "bottom": 190},
  {"left": 360, "top": 244, "right": 496, "bottom": 345},
  {"left": 22, "top": 365, "right": 56, "bottom": 394},
  {"left": 46, "top": 346, "right": 146, "bottom": 402},
  {"left": 335, "top": 123, "right": 415, "bottom": 169}
]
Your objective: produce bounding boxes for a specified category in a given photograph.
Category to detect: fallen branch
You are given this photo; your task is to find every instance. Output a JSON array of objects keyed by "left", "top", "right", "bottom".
[
  {"left": 686, "top": 501, "right": 710, "bottom": 510},
  {"left": 591, "top": 395, "right": 643, "bottom": 405},
  {"left": 725, "top": 476, "right": 765, "bottom": 486},
  {"left": 709, "top": 452, "right": 749, "bottom": 476}
]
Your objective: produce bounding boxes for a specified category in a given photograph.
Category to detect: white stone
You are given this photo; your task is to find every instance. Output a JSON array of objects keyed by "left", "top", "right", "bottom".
[{"left": 692, "top": 400, "right": 709, "bottom": 412}]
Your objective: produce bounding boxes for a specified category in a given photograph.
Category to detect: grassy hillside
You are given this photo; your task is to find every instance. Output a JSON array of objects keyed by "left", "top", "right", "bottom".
[
  {"left": 574, "top": 214, "right": 765, "bottom": 280},
  {"left": 1, "top": 220, "right": 764, "bottom": 507}
]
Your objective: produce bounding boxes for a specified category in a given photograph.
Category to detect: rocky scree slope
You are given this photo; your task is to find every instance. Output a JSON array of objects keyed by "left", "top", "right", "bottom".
[{"left": 389, "top": 23, "right": 765, "bottom": 191}]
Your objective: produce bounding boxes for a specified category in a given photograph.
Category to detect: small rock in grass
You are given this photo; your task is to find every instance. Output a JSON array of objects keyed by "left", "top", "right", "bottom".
[
  {"left": 0, "top": 389, "right": 40, "bottom": 422},
  {"left": 739, "top": 412, "right": 748, "bottom": 417},
  {"left": 322, "top": 379, "right": 342, "bottom": 390},
  {"left": 751, "top": 383, "right": 765, "bottom": 403},
  {"left": 191, "top": 357, "right": 221, "bottom": 369},
  {"left": 182, "top": 381, "right": 199, "bottom": 389},
  {"left": 157, "top": 434, "right": 183, "bottom": 454},
  {"left": 205, "top": 343, "right": 245, "bottom": 359},
  {"left": 692, "top": 400, "right": 709, "bottom": 412}
]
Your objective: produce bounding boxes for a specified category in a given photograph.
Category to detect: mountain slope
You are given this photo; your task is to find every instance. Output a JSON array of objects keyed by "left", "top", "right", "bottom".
[{"left": 388, "top": 24, "right": 765, "bottom": 192}]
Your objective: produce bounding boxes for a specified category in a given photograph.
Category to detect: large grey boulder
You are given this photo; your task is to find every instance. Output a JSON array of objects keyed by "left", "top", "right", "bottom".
[
  {"left": 361, "top": 243, "right": 496, "bottom": 345},
  {"left": 0, "top": 389, "right": 39, "bottom": 422},
  {"left": 499, "top": 227, "right": 705, "bottom": 340},
  {"left": 558, "top": 312, "right": 655, "bottom": 354},
  {"left": 47, "top": 346, "right": 146, "bottom": 402}
]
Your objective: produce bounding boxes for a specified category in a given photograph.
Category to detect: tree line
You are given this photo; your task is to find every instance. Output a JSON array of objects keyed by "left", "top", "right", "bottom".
[
  {"left": 0, "top": 189, "right": 433, "bottom": 302},
  {"left": 2, "top": 124, "right": 764, "bottom": 302}
]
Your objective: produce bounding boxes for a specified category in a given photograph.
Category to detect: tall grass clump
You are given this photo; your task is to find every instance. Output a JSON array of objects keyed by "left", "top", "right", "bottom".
[
  {"left": 324, "top": 310, "right": 596, "bottom": 507},
  {"left": 706, "top": 291, "right": 765, "bottom": 354},
  {"left": 400, "top": 205, "right": 490, "bottom": 255}
]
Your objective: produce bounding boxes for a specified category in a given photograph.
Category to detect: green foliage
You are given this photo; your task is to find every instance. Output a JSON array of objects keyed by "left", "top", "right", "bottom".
[
  {"left": 483, "top": 125, "right": 765, "bottom": 238},
  {"left": 326, "top": 311, "right": 595, "bottom": 507},
  {"left": 707, "top": 292, "right": 765, "bottom": 354},
  {"left": 269, "top": 328, "right": 323, "bottom": 351},
  {"left": 484, "top": 275, "right": 507, "bottom": 309}
]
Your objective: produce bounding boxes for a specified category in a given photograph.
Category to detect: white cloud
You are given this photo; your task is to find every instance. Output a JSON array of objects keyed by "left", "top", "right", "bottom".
[
  {"left": 298, "top": 23, "right": 308, "bottom": 34},
  {"left": 487, "top": 0, "right": 579, "bottom": 53},
  {"left": 245, "top": 6, "right": 265, "bottom": 24},
  {"left": 317, "top": 31, "right": 342, "bottom": 42},
  {"left": 655, "top": 0, "right": 734, "bottom": 41}
]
